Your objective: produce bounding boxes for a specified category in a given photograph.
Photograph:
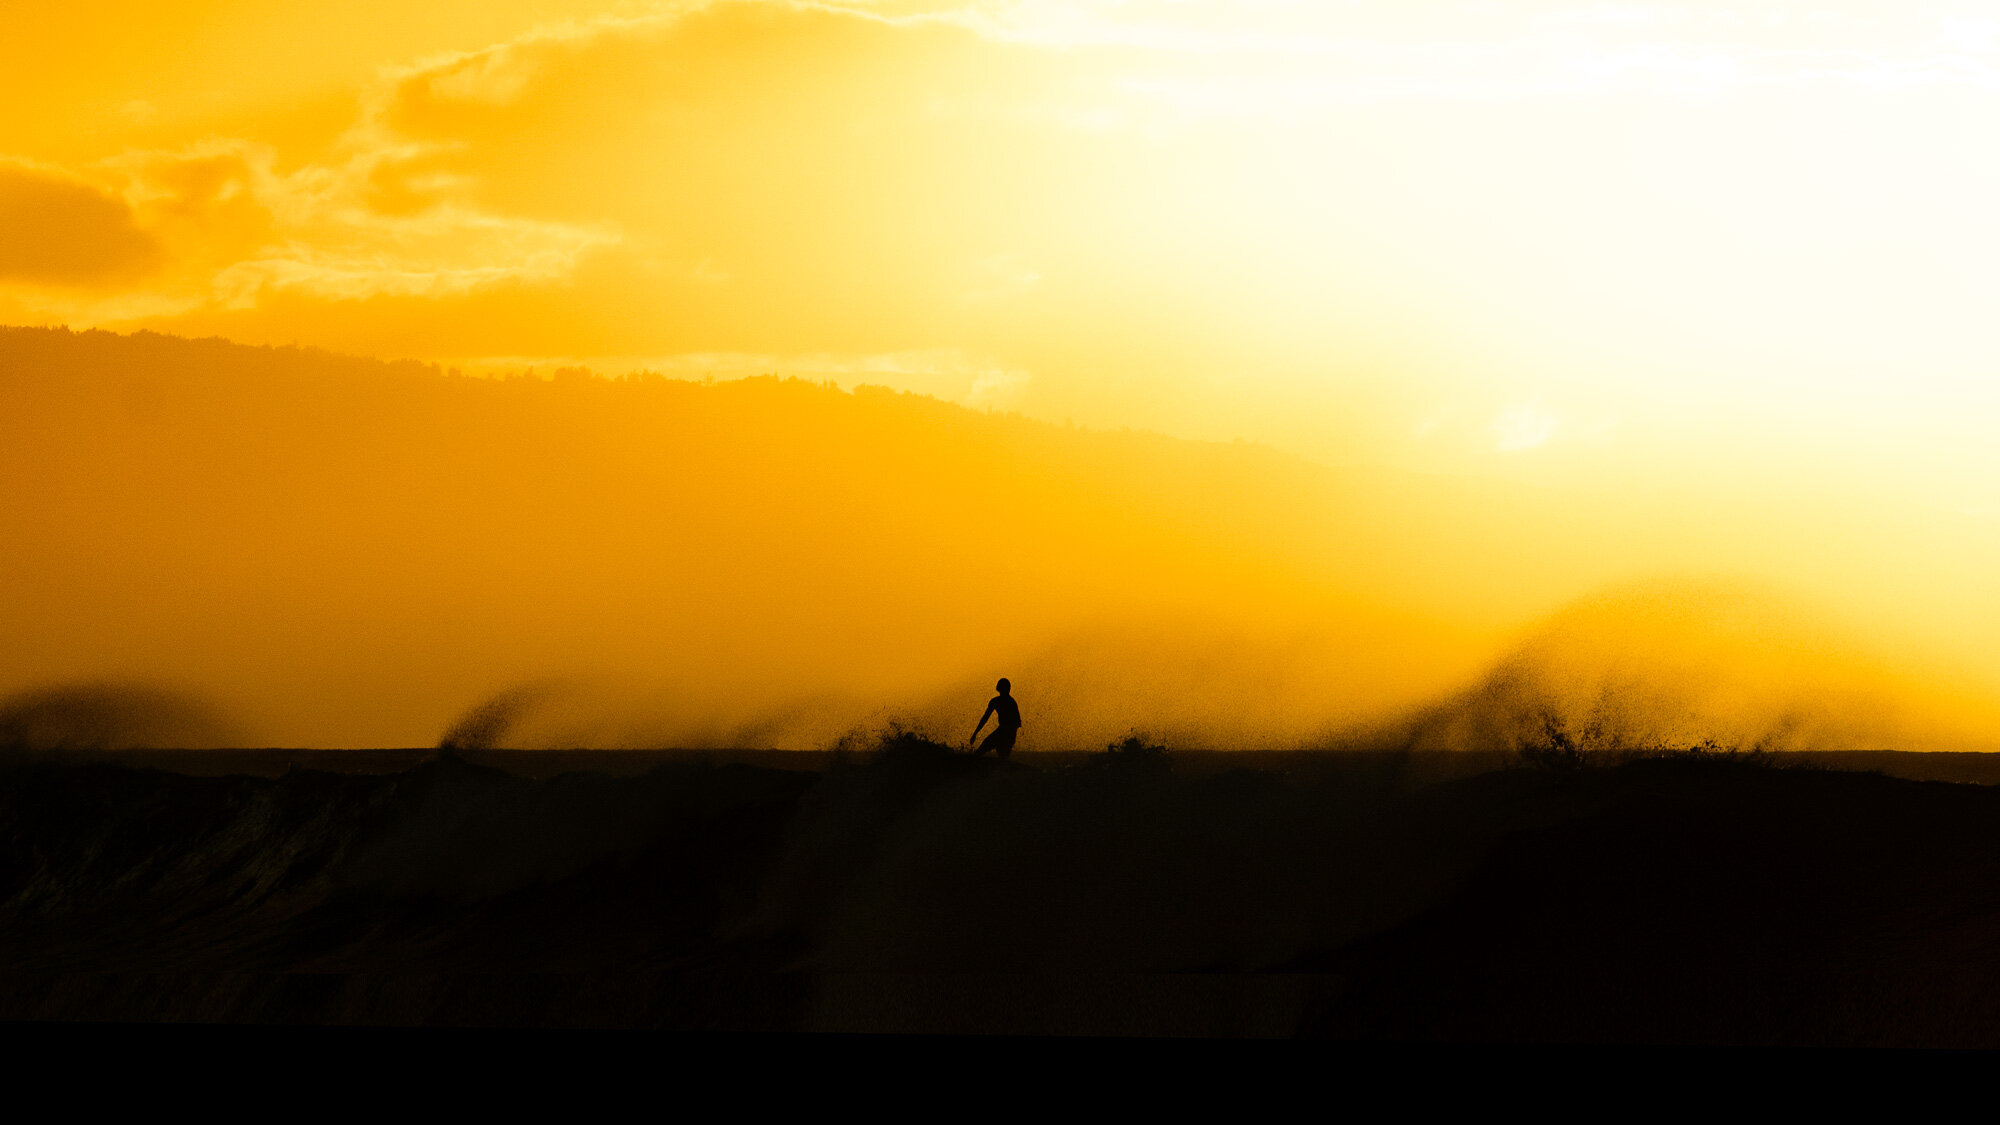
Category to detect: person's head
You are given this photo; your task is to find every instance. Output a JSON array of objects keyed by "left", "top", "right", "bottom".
[{"left": 996, "top": 678, "right": 1011, "bottom": 694}]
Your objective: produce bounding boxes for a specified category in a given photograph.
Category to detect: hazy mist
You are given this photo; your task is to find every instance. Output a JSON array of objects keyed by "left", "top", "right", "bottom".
[{"left": 4, "top": 326, "right": 1998, "bottom": 751}]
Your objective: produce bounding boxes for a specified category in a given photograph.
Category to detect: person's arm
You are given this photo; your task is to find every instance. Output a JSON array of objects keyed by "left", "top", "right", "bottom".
[{"left": 970, "top": 702, "right": 995, "bottom": 745}]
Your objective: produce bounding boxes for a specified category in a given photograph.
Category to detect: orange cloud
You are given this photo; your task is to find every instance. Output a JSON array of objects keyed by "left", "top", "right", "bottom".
[
  {"left": 0, "top": 3, "right": 1382, "bottom": 450},
  {"left": 0, "top": 160, "right": 160, "bottom": 285},
  {"left": 5, "top": 6, "right": 1055, "bottom": 345}
]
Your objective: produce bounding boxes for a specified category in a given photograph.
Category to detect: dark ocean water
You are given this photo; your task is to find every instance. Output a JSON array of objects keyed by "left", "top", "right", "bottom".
[
  {"left": 8, "top": 745, "right": 2000, "bottom": 1040},
  {"left": 57, "top": 745, "right": 2000, "bottom": 784}
]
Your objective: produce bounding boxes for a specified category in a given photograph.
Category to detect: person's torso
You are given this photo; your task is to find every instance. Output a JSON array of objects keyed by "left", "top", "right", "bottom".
[{"left": 992, "top": 695, "right": 1021, "bottom": 728}]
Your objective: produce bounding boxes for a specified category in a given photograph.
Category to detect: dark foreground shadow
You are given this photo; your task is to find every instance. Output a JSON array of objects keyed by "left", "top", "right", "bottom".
[{"left": 6, "top": 741, "right": 2000, "bottom": 1042}]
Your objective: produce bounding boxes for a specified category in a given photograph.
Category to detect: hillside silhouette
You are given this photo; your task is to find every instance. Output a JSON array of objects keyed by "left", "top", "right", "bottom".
[{"left": 6, "top": 325, "right": 1997, "bottom": 752}]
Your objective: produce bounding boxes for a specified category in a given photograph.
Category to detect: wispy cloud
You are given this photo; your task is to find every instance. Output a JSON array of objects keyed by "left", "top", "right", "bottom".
[
  {"left": 0, "top": 27, "right": 627, "bottom": 323},
  {"left": 925, "top": 0, "right": 2000, "bottom": 112},
  {"left": 0, "top": 159, "right": 160, "bottom": 285}
]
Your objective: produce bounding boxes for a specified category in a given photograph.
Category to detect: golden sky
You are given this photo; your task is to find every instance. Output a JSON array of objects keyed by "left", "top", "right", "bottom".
[
  {"left": 10, "top": 1, "right": 2000, "bottom": 507},
  {"left": 8, "top": 2, "right": 2000, "bottom": 748}
]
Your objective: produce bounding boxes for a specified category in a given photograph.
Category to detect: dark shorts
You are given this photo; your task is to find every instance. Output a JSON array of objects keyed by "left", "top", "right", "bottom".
[{"left": 977, "top": 726, "right": 1018, "bottom": 757}]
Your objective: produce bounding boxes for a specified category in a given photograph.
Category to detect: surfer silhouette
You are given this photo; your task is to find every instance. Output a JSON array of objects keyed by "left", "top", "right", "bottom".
[{"left": 969, "top": 678, "right": 1022, "bottom": 758}]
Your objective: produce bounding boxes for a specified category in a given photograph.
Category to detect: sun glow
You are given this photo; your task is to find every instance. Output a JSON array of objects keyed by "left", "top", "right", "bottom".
[
  {"left": 7, "top": 2, "right": 2000, "bottom": 506},
  {"left": 9, "top": 2, "right": 2000, "bottom": 746}
]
